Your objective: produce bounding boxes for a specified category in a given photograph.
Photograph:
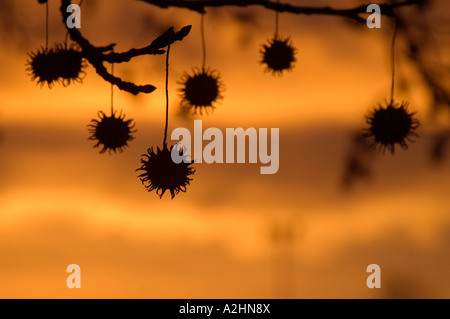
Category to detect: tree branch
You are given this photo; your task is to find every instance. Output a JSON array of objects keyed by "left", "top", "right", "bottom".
[
  {"left": 138, "top": 0, "right": 424, "bottom": 23},
  {"left": 397, "top": 14, "right": 450, "bottom": 110},
  {"left": 58, "top": 0, "right": 422, "bottom": 95},
  {"left": 60, "top": 0, "right": 191, "bottom": 95}
]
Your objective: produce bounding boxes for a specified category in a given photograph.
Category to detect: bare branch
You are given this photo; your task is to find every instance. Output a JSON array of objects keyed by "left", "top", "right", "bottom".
[
  {"left": 60, "top": 0, "right": 191, "bottom": 95},
  {"left": 138, "top": 0, "right": 424, "bottom": 23},
  {"left": 397, "top": 15, "right": 450, "bottom": 110},
  {"left": 58, "top": 0, "right": 422, "bottom": 95},
  {"left": 103, "top": 26, "right": 192, "bottom": 63}
]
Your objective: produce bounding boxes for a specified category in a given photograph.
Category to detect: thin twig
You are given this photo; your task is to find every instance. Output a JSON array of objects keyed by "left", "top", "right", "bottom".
[
  {"left": 390, "top": 18, "right": 398, "bottom": 104},
  {"left": 58, "top": 0, "right": 420, "bottom": 95},
  {"left": 396, "top": 13, "right": 450, "bottom": 110},
  {"left": 275, "top": 0, "right": 279, "bottom": 37},
  {"left": 138, "top": 0, "right": 423, "bottom": 23},
  {"left": 163, "top": 44, "right": 171, "bottom": 146},
  {"left": 111, "top": 63, "right": 114, "bottom": 115},
  {"left": 60, "top": 0, "right": 191, "bottom": 95},
  {"left": 45, "top": 1, "right": 49, "bottom": 49},
  {"left": 201, "top": 13, "right": 206, "bottom": 70}
]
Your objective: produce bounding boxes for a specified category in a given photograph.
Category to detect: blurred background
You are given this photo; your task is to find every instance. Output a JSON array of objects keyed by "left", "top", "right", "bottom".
[{"left": 0, "top": 0, "right": 449, "bottom": 298}]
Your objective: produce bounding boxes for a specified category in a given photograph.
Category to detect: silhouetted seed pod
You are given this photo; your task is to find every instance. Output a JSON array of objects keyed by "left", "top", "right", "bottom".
[
  {"left": 365, "top": 100, "right": 420, "bottom": 154},
  {"left": 137, "top": 144, "right": 195, "bottom": 199},
  {"left": 26, "top": 43, "right": 86, "bottom": 88},
  {"left": 179, "top": 67, "right": 224, "bottom": 115},
  {"left": 26, "top": 47, "right": 60, "bottom": 88},
  {"left": 53, "top": 43, "right": 86, "bottom": 86},
  {"left": 88, "top": 110, "right": 136, "bottom": 154},
  {"left": 260, "top": 35, "right": 296, "bottom": 75}
]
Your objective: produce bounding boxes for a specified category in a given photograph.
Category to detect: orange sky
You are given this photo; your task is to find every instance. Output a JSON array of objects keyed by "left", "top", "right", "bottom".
[{"left": 0, "top": 0, "right": 450, "bottom": 298}]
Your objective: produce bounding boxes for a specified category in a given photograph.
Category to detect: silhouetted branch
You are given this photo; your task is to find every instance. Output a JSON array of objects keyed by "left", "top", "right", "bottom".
[
  {"left": 341, "top": 132, "right": 376, "bottom": 190},
  {"left": 103, "top": 26, "right": 192, "bottom": 63},
  {"left": 60, "top": 0, "right": 191, "bottom": 95},
  {"left": 138, "top": 0, "right": 423, "bottom": 23},
  {"left": 396, "top": 13, "right": 450, "bottom": 110},
  {"left": 430, "top": 131, "right": 450, "bottom": 164}
]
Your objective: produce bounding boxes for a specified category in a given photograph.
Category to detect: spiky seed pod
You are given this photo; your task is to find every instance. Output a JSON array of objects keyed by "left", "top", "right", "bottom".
[
  {"left": 137, "top": 144, "right": 195, "bottom": 199},
  {"left": 260, "top": 35, "right": 296, "bottom": 75},
  {"left": 53, "top": 43, "right": 86, "bottom": 86},
  {"left": 26, "top": 47, "right": 60, "bottom": 88},
  {"left": 179, "top": 67, "right": 224, "bottom": 115},
  {"left": 26, "top": 43, "right": 86, "bottom": 88},
  {"left": 365, "top": 100, "right": 420, "bottom": 154},
  {"left": 88, "top": 110, "right": 136, "bottom": 154}
]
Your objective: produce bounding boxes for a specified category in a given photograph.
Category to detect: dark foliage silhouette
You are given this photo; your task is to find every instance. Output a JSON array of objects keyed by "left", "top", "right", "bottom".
[
  {"left": 395, "top": 7, "right": 450, "bottom": 113},
  {"left": 365, "top": 101, "right": 419, "bottom": 153},
  {"left": 137, "top": 144, "right": 195, "bottom": 199},
  {"left": 88, "top": 110, "right": 136, "bottom": 154},
  {"left": 395, "top": 6, "right": 450, "bottom": 163},
  {"left": 430, "top": 131, "right": 450, "bottom": 164},
  {"left": 342, "top": 133, "right": 375, "bottom": 189}
]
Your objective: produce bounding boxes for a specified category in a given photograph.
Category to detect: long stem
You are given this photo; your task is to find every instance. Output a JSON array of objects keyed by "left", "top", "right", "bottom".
[
  {"left": 45, "top": 1, "right": 49, "bottom": 49},
  {"left": 65, "top": 30, "right": 69, "bottom": 45},
  {"left": 275, "top": 0, "right": 279, "bottom": 37},
  {"left": 390, "top": 18, "right": 398, "bottom": 104},
  {"left": 111, "top": 63, "right": 114, "bottom": 115},
  {"left": 163, "top": 44, "right": 171, "bottom": 146},
  {"left": 201, "top": 13, "right": 206, "bottom": 70},
  {"left": 140, "top": 0, "right": 420, "bottom": 22}
]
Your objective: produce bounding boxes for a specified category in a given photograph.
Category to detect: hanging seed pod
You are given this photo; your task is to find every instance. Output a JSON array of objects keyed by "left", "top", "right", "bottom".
[
  {"left": 139, "top": 44, "right": 195, "bottom": 199},
  {"left": 364, "top": 100, "right": 419, "bottom": 153},
  {"left": 26, "top": 47, "right": 60, "bottom": 88},
  {"left": 26, "top": 43, "right": 86, "bottom": 87},
  {"left": 178, "top": 13, "right": 225, "bottom": 115},
  {"left": 179, "top": 67, "right": 224, "bottom": 115},
  {"left": 88, "top": 110, "right": 136, "bottom": 154},
  {"left": 260, "top": 35, "right": 296, "bottom": 75},
  {"left": 137, "top": 144, "right": 195, "bottom": 199},
  {"left": 53, "top": 43, "right": 86, "bottom": 86}
]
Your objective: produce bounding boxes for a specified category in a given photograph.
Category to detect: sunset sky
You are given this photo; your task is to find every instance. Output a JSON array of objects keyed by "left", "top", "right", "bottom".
[{"left": 0, "top": 0, "right": 449, "bottom": 298}]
